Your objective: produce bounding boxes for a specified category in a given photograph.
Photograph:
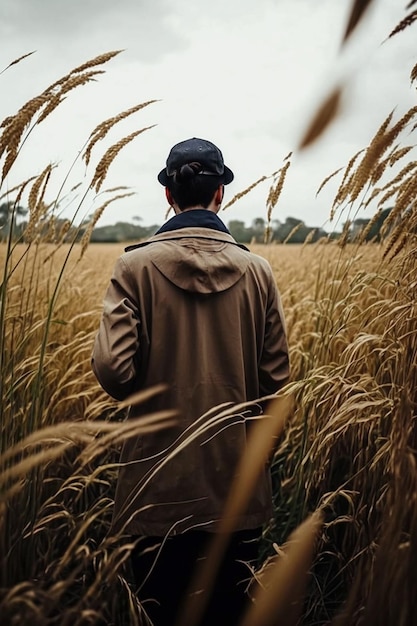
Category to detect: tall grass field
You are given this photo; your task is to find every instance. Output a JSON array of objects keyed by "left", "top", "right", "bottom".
[{"left": 1, "top": 6, "right": 417, "bottom": 624}]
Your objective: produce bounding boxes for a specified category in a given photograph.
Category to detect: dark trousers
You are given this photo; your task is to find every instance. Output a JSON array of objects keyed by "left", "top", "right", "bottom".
[{"left": 131, "top": 528, "right": 261, "bottom": 626}]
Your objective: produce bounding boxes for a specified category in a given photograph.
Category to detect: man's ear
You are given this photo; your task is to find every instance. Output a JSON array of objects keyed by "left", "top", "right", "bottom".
[
  {"left": 215, "top": 185, "right": 224, "bottom": 206},
  {"left": 165, "top": 188, "right": 174, "bottom": 205}
]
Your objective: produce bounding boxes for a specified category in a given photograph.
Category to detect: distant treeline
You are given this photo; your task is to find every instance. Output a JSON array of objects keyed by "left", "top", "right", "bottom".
[{"left": 0, "top": 202, "right": 392, "bottom": 245}]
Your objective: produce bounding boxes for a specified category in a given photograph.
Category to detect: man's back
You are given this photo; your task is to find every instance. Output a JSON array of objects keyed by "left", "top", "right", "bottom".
[{"left": 92, "top": 225, "right": 289, "bottom": 535}]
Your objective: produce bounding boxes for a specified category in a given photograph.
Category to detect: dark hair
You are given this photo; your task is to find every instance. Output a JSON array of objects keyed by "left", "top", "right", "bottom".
[{"left": 166, "top": 162, "right": 223, "bottom": 210}]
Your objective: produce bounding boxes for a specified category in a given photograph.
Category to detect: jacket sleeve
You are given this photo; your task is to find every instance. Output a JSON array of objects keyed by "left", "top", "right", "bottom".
[
  {"left": 258, "top": 269, "right": 290, "bottom": 396},
  {"left": 91, "top": 256, "right": 140, "bottom": 401}
]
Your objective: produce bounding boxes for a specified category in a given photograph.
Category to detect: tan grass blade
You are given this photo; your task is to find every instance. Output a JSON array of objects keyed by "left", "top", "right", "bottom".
[
  {"left": 0, "top": 51, "right": 36, "bottom": 75},
  {"left": 78, "top": 191, "right": 136, "bottom": 258},
  {"left": 118, "top": 382, "right": 169, "bottom": 409},
  {"left": 175, "top": 394, "right": 293, "bottom": 626},
  {"left": 240, "top": 511, "right": 323, "bottom": 626},
  {"left": 341, "top": 0, "right": 375, "bottom": 44},
  {"left": 266, "top": 161, "right": 291, "bottom": 224},
  {"left": 83, "top": 100, "right": 158, "bottom": 166},
  {"left": 411, "top": 62, "right": 417, "bottom": 85},
  {"left": 387, "top": 9, "right": 417, "bottom": 39},
  {"left": 90, "top": 126, "right": 156, "bottom": 192},
  {"left": 222, "top": 175, "right": 268, "bottom": 211},
  {"left": 298, "top": 88, "right": 342, "bottom": 150}
]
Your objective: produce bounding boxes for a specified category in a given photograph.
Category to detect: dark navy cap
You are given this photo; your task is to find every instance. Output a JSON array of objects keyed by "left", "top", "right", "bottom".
[{"left": 158, "top": 137, "right": 234, "bottom": 186}]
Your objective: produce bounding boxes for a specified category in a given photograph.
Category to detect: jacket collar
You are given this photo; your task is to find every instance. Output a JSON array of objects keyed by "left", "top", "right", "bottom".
[
  {"left": 154, "top": 209, "right": 230, "bottom": 235},
  {"left": 125, "top": 210, "right": 249, "bottom": 252}
]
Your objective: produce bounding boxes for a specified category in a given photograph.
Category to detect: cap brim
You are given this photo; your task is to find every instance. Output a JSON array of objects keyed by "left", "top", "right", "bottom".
[
  {"left": 157, "top": 169, "right": 169, "bottom": 186},
  {"left": 158, "top": 166, "right": 234, "bottom": 186},
  {"left": 223, "top": 166, "right": 234, "bottom": 185}
]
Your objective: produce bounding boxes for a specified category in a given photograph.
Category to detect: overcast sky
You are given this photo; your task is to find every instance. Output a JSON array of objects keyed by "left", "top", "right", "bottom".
[{"left": 1, "top": 0, "right": 416, "bottom": 232}]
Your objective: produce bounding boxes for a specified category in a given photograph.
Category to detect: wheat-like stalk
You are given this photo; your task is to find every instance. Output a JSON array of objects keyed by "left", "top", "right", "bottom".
[
  {"left": 44, "top": 50, "right": 123, "bottom": 95},
  {"left": 67, "top": 50, "right": 123, "bottom": 78},
  {"left": 330, "top": 149, "right": 365, "bottom": 219},
  {"left": 411, "top": 62, "right": 417, "bottom": 85},
  {"left": 358, "top": 209, "right": 382, "bottom": 243},
  {"left": 389, "top": 145, "right": 414, "bottom": 166},
  {"left": 266, "top": 161, "right": 291, "bottom": 224},
  {"left": 384, "top": 231, "right": 409, "bottom": 262},
  {"left": 316, "top": 166, "right": 344, "bottom": 197},
  {"left": 388, "top": 9, "right": 417, "bottom": 39},
  {"left": 27, "top": 165, "right": 53, "bottom": 213},
  {"left": 83, "top": 100, "right": 158, "bottom": 166},
  {"left": 338, "top": 219, "right": 352, "bottom": 248},
  {"left": 222, "top": 175, "right": 268, "bottom": 211},
  {"left": 347, "top": 112, "right": 396, "bottom": 203},
  {"left": 0, "top": 52, "right": 124, "bottom": 185},
  {"left": 37, "top": 70, "right": 105, "bottom": 124},
  {"left": 0, "top": 94, "right": 51, "bottom": 181},
  {"left": 382, "top": 221, "right": 407, "bottom": 259},
  {"left": 0, "top": 51, "right": 36, "bottom": 75},
  {"left": 284, "top": 222, "right": 303, "bottom": 244},
  {"left": 341, "top": 0, "right": 375, "bottom": 44},
  {"left": 302, "top": 228, "right": 317, "bottom": 247},
  {"left": 79, "top": 192, "right": 136, "bottom": 257},
  {"left": 298, "top": 88, "right": 342, "bottom": 150},
  {"left": 90, "top": 126, "right": 155, "bottom": 192},
  {"left": 24, "top": 166, "right": 53, "bottom": 242}
]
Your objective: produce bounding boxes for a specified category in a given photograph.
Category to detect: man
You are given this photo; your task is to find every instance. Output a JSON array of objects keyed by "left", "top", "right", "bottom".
[{"left": 91, "top": 137, "right": 289, "bottom": 625}]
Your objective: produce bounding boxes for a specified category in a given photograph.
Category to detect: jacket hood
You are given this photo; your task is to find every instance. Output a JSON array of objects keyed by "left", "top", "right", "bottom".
[{"left": 128, "top": 228, "right": 250, "bottom": 294}]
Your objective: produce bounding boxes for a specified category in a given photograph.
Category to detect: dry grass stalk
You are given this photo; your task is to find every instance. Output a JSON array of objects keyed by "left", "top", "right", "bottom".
[
  {"left": 44, "top": 50, "right": 123, "bottom": 95},
  {"left": 362, "top": 185, "right": 383, "bottom": 208},
  {"left": 266, "top": 160, "right": 291, "bottom": 224},
  {"left": 368, "top": 141, "right": 408, "bottom": 186},
  {"left": 330, "top": 149, "right": 365, "bottom": 219},
  {"left": 379, "top": 172, "right": 417, "bottom": 238},
  {"left": 1, "top": 412, "right": 177, "bottom": 496},
  {"left": 37, "top": 70, "right": 105, "bottom": 124},
  {"left": 241, "top": 511, "right": 323, "bottom": 626},
  {"left": 83, "top": 100, "right": 158, "bottom": 166},
  {"left": 284, "top": 222, "right": 303, "bottom": 244},
  {"left": 90, "top": 126, "right": 155, "bottom": 192},
  {"left": 338, "top": 219, "right": 352, "bottom": 248},
  {"left": 388, "top": 9, "right": 417, "bottom": 39},
  {"left": 222, "top": 175, "right": 268, "bottom": 210},
  {"left": 298, "top": 87, "right": 342, "bottom": 150},
  {"left": 389, "top": 145, "right": 413, "bottom": 167},
  {"left": 0, "top": 51, "right": 36, "bottom": 75},
  {"left": 302, "top": 228, "right": 317, "bottom": 247},
  {"left": 375, "top": 158, "right": 417, "bottom": 204},
  {"left": 24, "top": 166, "right": 53, "bottom": 242},
  {"left": 376, "top": 182, "right": 402, "bottom": 210},
  {"left": 341, "top": 0, "right": 375, "bottom": 44},
  {"left": 358, "top": 209, "right": 382, "bottom": 243},
  {"left": 345, "top": 111, "right": 395, "bottom": 203},
  {"left": 175, "top": 395, "right": 293, "bottom": 626},
  {"left": 28, "top": 165, "right": 53, "bottom": 213},
  {"left": 0, "top": 50, "right": 123, "bottom": 184},
  {"left": 0, "top": 94, "right": 50, "bottom": 181},
  {"left": 411, "top": 62, "right": 417, "bottom": 85},
  {"left": 42, "top": 220, "right": 73, "bottom": 262},
  {"left": 67, "top": 50, "right": 122, "bottom": 78},
  {"left": 79, "top": 191, "right": 136, "bottom": 257},
  {"left": 316, "top": 166, "right": 344, "bottom": 197},
  {"left": 335, "top": 108, "right": 417, "bottom": 215},
  {"left": 384, "top": 231, "right": 408, "bottom": 261},
  {"left": 0, "top": 176, "right": 37, "bottom": 207}
]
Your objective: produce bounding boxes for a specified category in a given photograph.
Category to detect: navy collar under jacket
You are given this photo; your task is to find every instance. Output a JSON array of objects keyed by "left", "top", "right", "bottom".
[{"left": 154, "top": 209, "right": 230, "bottom": 235}]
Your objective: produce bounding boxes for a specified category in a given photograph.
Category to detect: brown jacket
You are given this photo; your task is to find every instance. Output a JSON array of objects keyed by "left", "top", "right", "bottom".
[{"left": 92, "top": 226, "right": 289, "bottom": 536}]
